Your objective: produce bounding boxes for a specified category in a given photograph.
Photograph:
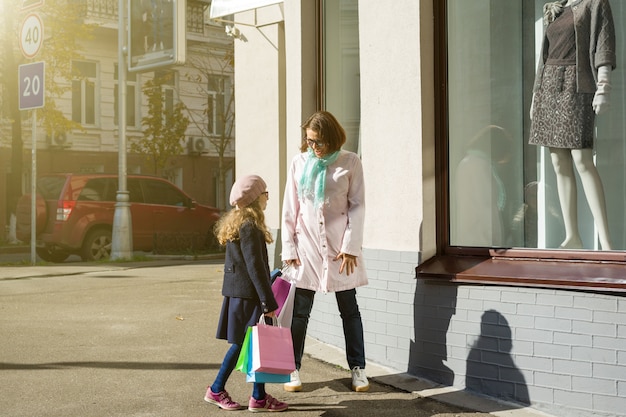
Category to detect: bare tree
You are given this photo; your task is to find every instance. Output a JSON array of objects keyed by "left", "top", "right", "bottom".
[
  {"left": 183, "top": 48, "right": 235, "bottom": 210},
  {"left": 131, "top": 71, "right": 190, "bottom": 177}
]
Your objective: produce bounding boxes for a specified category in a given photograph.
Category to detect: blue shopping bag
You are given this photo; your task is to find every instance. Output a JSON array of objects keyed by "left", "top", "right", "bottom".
[{"left": 246, "top": 370, "right": 290, "bottom": 383}]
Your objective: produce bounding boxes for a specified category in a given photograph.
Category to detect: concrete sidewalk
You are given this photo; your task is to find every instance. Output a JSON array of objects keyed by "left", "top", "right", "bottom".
[{"left": 0, "top": 260, "right": 552, "bottom": 417}]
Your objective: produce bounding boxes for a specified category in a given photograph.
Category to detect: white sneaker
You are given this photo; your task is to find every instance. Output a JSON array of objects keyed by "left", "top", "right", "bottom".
[
  {"left": 351, "top": 366, "right": 369, "bottom": 392},
  {"left": 283, "top": 370, "right": 302, "bottom": 392}
]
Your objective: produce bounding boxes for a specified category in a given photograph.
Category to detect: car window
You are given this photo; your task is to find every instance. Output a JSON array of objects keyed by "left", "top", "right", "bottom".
[
  {"left": 142, "top": 179, "right": 187, "bottom": 206},
  {"left": 78, "top": 178, "right": 116, "bottom": 201},
  {"left": 37, "top": 176, "right": 67, "bottom": 199},
  {"left": 128, "top": 178, "right": 144, "bottom": 203}
]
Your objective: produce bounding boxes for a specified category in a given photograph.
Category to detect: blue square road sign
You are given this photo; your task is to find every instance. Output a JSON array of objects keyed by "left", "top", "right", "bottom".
[{"left": 19, "top": 61, "right": 45, "bottom": 110}]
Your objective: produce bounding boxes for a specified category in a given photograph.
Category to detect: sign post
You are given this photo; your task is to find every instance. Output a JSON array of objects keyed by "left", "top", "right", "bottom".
[
  {"left": 111, "top": 0, "right": 133, "bottom": 260},
  {"left": 19, "top": 62, "right": 45, "bottom": 265},
  {"left": 113, "top": 0, "right": 187, "bottom": 258},
  {"left": 19, "top": 7, "right": 45, "bottom": 264}
]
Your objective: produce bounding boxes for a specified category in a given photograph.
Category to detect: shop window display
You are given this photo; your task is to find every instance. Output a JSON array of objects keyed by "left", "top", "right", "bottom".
[{"left": 448, "top": 0, "right": 624, "bottom": 251}]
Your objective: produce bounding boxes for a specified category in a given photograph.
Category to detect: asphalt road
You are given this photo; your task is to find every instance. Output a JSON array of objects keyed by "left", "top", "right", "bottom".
[{"left": 0, "top": 258, "right": 500, "bottom": 417}]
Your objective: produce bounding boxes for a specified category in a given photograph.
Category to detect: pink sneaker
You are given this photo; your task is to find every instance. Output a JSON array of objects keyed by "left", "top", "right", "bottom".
[
  {"left": 204, "top": 387, "right": 242, "bottom": 411},
  {"left": 248, "top": 394, "right": 288, "bottom": 412}
]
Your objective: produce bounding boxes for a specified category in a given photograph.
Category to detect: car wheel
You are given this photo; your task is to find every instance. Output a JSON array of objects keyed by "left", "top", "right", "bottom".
[
  {"left": 36, "top": 246, "right": 70, "bottom": 263},
  {"left": 81, "top": 229, "right": 112, "bottom": 261}
]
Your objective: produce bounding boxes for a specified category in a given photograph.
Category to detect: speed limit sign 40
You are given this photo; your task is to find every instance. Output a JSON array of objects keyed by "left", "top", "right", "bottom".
[{"left": 20, "top": 13, "right": 44, "bottom": 59}]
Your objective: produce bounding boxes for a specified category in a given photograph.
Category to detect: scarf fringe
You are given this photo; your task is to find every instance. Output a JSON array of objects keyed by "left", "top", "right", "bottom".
[{"left": 298, "top": 149, "right": 340, "bottom": 207}]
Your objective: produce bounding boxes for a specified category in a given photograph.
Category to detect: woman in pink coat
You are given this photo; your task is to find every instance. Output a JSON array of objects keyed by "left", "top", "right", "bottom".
[{"left": 281, "top": 111, "right": 369, "bottom": 393}]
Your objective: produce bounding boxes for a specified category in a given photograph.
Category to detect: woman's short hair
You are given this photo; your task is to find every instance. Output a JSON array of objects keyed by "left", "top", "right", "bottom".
[{"left": 300, "top": 111, "right": 346, "bottom": 153}]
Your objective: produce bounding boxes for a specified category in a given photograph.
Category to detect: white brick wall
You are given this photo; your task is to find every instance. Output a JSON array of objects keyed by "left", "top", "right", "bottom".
[{"left": 305, "top": 248, "right": 626, "bottom": 417}]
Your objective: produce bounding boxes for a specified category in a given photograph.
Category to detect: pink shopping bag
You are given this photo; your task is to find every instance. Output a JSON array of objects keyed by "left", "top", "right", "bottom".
[
  {"left": 276, "top": 279, "right": 295, "bottom": 328},
  {"left": 271, "top": 276, "right": 292, "bottom": 318},
  {"left": 251, "top": 318, "right": 295, "bottom": 375},
  {"left": 271, "top": 265, "right": 297, "bottom": 327}
]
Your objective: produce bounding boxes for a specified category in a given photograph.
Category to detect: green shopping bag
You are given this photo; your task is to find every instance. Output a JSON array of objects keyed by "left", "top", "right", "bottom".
[{"left": 235, "top": 326, "right": 253, "bottom": 373}]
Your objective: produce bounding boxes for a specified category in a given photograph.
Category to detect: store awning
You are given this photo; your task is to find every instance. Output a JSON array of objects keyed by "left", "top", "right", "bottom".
[{"left": 209, "top": 0, "right": 283, "bottom": 19}]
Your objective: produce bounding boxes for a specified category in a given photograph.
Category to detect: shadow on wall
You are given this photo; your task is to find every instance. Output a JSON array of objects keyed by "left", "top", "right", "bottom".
[
  {"left": 466, "top": 309, "right": 530, "bottom": 405},
  {"left": 408, "top": 280, "right": 457, "bottom": 385},
  {"left": 408, "top": 283, "right": 531, "bottom": 408}
]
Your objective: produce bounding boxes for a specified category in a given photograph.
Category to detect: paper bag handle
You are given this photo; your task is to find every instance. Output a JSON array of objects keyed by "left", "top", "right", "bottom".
[{"left": 258, "top": 314, "right": 279, "bottom": 327}]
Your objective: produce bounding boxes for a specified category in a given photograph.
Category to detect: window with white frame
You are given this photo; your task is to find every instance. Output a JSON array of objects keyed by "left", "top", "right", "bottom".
[
  {"left": 155, "top": 70, "right": 176, "bottom": 124},
  {"left": 72, "top": 60, "right": 97, "bottom": 125},
  {"left": 207, "top": 75, "right": 229, "bottom": 136}
]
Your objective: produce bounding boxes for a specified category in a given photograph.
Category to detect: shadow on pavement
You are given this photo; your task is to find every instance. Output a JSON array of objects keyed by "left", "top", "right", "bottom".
[{"left": 0, "top": 361, "right": 218, "bottom": 370}]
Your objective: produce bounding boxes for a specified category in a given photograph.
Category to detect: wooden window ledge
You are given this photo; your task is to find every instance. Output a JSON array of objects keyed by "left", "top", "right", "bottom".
[{"left": 416, "top": 255, "right": 626, "bottom": 293}]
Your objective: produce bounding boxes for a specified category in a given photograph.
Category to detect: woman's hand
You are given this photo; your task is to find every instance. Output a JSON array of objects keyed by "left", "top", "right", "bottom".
[
  {"left": 285, "top": 259, "right": 301, "bottom": 267},
  {"left": 335, "top": 253, "right": 357, "bottom": 276}
]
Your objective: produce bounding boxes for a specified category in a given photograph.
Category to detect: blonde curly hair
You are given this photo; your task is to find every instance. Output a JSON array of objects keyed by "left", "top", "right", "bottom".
[{"left": 214, "top": 199, "right": 274, "bottom": 245}]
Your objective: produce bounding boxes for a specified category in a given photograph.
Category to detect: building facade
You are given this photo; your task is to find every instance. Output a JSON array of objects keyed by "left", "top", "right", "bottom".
[
  {"left": 225, "top": 1, "right": 626, "bottom": 416},
  {"left": 1, "top": 0, "right": 235, "bottom": 240}
]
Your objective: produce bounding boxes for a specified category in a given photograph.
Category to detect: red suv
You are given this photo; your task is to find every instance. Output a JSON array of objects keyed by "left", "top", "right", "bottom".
[{"left": 16, "top": 174, "right": 222, "bottom": 262}]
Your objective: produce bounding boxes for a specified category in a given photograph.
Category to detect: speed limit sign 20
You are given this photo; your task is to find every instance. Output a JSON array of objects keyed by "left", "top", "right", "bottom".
[{"left": 19, "top": 61, "right": 45, "bottom": 110}]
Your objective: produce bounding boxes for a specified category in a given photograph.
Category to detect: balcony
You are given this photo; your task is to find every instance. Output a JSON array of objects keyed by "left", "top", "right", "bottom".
[{"left": 85, "top": 0, "right": 207, "bottom": 34}]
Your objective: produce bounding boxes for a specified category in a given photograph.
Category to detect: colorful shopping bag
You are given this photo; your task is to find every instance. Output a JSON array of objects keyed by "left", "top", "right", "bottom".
[
  {"left": 271, "top": 276, "right": 291, "bottom": 317},
  {"left": 246, "top": 370, "right": 290, "bottom": 383},
  {"left": 250, "top": 319, "right": 295, "bottom": 375},
  {"left": 235, "top": 326, "right": 252, "bottom": 373},
  {"left": 276, "top": 279, "right": 295, "bottom": 328},
  {"left": 271, "top": 264, "right": 298, "bottom": 327},
  {"left": 238, "top": 322, "right": 290, "bottom": 383}
]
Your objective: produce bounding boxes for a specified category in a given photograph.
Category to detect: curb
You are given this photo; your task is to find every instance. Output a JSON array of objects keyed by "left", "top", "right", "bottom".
[
  {"left": 0, "top": 244, "right": 224, "bottom": 259},
  {"left": 0, "top": 245, "right": 29, "bottom": 254}
]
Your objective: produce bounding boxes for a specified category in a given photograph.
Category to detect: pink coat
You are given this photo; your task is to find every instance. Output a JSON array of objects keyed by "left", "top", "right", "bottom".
[{"left": 281, "top": 150, "right": 368, "bottom": 293}]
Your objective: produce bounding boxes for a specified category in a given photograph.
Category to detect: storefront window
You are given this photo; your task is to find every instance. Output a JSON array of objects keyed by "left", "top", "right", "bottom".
[
  {"left": 448, "top": 0, "right": 625, "bottom": 251},
  {"left": 321, "top": 0, "right": 361, "bottom": 154}
]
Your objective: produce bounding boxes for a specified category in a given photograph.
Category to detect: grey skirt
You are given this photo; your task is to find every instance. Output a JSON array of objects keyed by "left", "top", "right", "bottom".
[{"left": 529, "top": 64, "right": 595, "bottom": 149}]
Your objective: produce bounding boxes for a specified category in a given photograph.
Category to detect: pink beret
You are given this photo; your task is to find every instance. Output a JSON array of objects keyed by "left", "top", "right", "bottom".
[{"left": 229, "top": 175, "right": 267, "bottom": 208}]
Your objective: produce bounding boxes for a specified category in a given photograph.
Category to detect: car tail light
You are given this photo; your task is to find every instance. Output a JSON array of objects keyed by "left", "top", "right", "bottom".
[{"left": 56, "top": 200, "right": 76, "bottom": 221}]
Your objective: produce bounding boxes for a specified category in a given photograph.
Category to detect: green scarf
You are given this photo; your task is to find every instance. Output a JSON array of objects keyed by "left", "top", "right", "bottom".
[{"left": 298, "top": 149, "right": 340, "bottom": 207}]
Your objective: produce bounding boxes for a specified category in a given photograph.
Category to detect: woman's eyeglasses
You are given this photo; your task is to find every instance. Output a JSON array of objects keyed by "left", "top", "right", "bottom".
[{"left": 306, "top": 138, "right": 327, "bottom": 148}]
